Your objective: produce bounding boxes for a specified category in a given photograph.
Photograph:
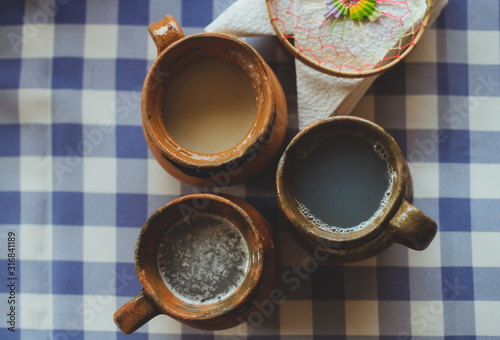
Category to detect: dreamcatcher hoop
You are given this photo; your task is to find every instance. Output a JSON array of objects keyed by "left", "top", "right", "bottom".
[{"left": 267, "top": 0, "right": 433, "bottom": 78}]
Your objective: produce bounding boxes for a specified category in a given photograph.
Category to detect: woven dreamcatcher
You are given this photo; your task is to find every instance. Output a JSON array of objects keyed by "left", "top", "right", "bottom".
[{"left": 267, "top": 0, "right": 432, "bottom": 77}]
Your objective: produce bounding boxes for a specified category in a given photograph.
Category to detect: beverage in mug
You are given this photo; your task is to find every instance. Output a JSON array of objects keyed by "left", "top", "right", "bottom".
[
  {"left": 157, "top": 213, "right": 250, "bottom": 304},
  {"left": 293, "top": 132, "right": 393, "bottom": 232},
  {"left": 162, "top": 59, "right": 256, "bottom": 154}
]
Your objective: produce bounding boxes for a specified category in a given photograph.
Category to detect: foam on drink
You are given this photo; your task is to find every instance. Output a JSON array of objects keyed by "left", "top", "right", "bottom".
[{"left": 157, "top": 213, "right": 250, "bottom": 304}]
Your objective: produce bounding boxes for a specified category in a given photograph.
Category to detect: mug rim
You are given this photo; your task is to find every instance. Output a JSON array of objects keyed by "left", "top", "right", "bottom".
[
  {"left": 142, "top": 32, "right": 276, "bottom": 172},
  {"left": 276, "top": 116, "right": 407, "bottom": 246},
  {"left": 135, "top": 193, "right": 265, "bottom": 322}
]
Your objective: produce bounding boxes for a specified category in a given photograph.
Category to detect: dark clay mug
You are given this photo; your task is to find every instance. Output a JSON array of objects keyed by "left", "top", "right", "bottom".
[{"left": 276, "top": 116, "right": 438, "bottom": 263}]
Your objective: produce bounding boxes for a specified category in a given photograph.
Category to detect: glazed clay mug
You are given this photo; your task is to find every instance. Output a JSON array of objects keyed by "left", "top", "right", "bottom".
[
  {"left": 276, "top": 116, "right": 438, "bottom": 263},
  {"left": 113, "top": 194, "right": 280, "bottom": 334},
  {"left": 142, "top": 15, "right": 287, "bottom": 187}
]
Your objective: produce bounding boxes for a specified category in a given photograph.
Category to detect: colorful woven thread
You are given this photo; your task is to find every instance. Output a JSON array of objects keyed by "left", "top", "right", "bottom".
[
  {"left": 270, "top": 0, "right": 429, "bottom": 73},
  {"left": 326, "top": 0, "right": 381, "bottom": 22}
]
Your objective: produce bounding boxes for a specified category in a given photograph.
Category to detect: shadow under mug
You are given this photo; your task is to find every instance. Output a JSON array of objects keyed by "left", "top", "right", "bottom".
[
  {"left": 142, "top": 16, "right": 288, "bottom": 187},
  {"left": 113, "top": 194, "right": 281, "bottom": 334},
  {"left": 276, "top": 116, "right": 438, "bottom": 263}
]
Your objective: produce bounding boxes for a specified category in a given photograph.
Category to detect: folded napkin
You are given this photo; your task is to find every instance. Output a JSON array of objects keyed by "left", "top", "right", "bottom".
[{"left": 206, "top": 0, "right": 448, "bottom": 129}]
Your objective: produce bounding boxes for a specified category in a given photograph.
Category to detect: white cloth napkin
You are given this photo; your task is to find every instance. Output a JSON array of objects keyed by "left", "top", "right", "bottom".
[{"left": 206, "top": 0, "right": 448, "bottom": 129}]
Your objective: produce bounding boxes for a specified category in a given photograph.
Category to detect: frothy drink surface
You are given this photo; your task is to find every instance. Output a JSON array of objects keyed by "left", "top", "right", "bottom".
[
  {"left": 162, "top": 59, "right": 256, "bottom": 154},
  {"left": 157, "top": 213, "right": 249, "bottom": 304},
  {"left": 293, "top": 133, "right": 393, "bottom": 231}
]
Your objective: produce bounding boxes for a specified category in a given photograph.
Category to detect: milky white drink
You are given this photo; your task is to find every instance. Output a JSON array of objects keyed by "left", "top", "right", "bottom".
[
  {"left": 162, "top": 59, "right": 256, "bottom": 154},
  {"left": 157, "top": 213, "right": 250, "bottom": 304}
]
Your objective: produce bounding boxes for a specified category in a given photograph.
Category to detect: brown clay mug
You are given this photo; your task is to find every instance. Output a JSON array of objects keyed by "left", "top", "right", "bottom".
[
  {"left": 276, "top": 116, "right": 438, "bottom": 263},
  {"left": 142, "top": 16, "right": 287, "bottom": 187},
  {"left": 113, "top": 194, "right": 281, "bottom": 334}
]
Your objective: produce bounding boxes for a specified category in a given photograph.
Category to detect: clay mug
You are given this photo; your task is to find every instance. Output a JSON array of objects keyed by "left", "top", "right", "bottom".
[
  {"left": 113, "top": 194, "right": 281, "bottom": 334},
  {"left": 142, "top": 15, "right": 287, "bottom": 187},
  {"left": 276, "top": 116, "right": 438, "bottom": 263}
]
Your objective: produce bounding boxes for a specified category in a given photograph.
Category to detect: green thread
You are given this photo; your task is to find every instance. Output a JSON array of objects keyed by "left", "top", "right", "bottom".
[
  {"left": 329, "top": 17, "right": 339, "bottom": 35},
  {"left": 341, "top": 15, "right": 347, "bottom": 40}
]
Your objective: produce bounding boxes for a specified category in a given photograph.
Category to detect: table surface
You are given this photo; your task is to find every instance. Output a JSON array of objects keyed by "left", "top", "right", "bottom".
[{"left": 1, "top": 0, "right": 500, "bottom": 339}]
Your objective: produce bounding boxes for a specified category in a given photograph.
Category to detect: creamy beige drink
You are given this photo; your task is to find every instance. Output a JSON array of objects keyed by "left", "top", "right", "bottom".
[{"left": 162, "top": 59, "right": 256, "bottom": 154}]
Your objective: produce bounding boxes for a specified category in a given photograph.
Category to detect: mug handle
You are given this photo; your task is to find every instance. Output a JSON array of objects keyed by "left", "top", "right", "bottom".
[
  {"left": 113, "top": 290, "right": 160, "bottom": 334},
  {"left": 389, "top": 200, "right": 438, "bottom": 250},
  {"left": 148, "top": 15, "right": 185, "bottom": 56}
]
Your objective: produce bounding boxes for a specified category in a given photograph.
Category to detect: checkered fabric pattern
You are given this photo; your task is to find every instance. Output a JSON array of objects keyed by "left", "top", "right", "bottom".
[{"left": 0, "top": 0, "right": 499, "bottom": 338}]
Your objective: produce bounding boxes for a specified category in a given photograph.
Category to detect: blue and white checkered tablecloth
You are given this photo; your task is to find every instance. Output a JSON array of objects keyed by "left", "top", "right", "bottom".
[{"left": 1, "top": 0, "right": 499, "bottom": 339}]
